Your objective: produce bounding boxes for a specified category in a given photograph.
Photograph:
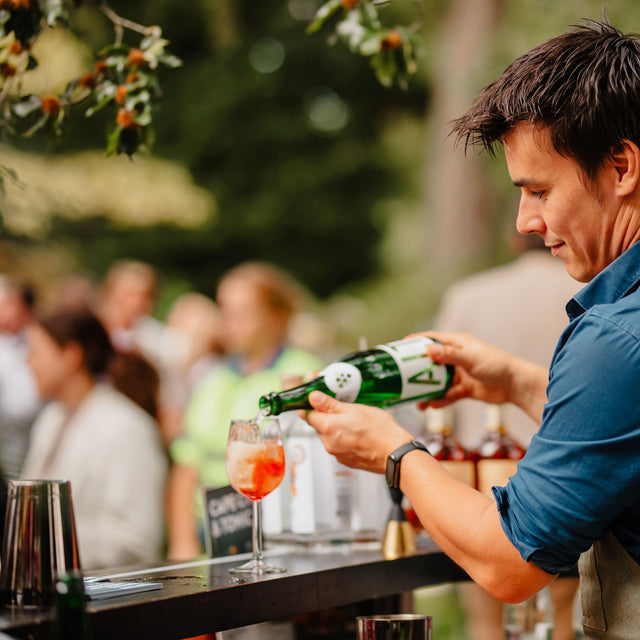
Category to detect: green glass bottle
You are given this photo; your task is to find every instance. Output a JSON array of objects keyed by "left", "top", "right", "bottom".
[
  {"left": 53, "top": 571, "right": 89, "bottom": 640},
  {"left": 259, "top": 336, "right": 454, "bottom": 416}
]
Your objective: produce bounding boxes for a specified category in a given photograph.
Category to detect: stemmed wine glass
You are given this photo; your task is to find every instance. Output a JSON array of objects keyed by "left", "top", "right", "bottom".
[{"left": 225, "top": 415, "right": 286, "bottom": 574}]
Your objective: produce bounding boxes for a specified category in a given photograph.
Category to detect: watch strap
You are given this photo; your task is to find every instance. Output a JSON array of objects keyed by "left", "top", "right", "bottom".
[{"left": 386, "top": 440, "right": 429, "bottom": 489}]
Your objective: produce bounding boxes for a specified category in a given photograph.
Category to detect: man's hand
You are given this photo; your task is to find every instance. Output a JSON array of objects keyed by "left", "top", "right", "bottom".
[
  {"left": 305, "top": 391, "right": 412, "bottom": 473},
  {"left": 416, "top": 331, "right": 548, "bottom": 422}
]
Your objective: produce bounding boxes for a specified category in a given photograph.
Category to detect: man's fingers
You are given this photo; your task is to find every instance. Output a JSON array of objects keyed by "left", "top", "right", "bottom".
[{"left": 308, "top": 390, "right": 342, "bottom": 413}]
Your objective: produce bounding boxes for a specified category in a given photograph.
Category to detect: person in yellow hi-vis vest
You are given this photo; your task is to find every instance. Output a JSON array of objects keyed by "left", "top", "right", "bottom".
[{"left": 166, "top": 262, "right": 322, "bottom": 561}]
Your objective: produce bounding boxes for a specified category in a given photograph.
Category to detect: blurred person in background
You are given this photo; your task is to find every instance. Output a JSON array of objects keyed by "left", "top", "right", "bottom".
[
  {"left": 22, "top": 308, "right": 167, "bottom": 570},
  {"left": 166, "top": 261, "right": 323, "bottom": 561},
  {"left": 160, "top": 292, "right": 224, "bottom": 448},
  {"left": 0, "top": 276, "right": 41, "bottom": 480},
  {"left": 52, "top": 273, "right": 98, "bottom": 313},
  {"left": 98, "top": 259, "right": 187, "bottom": 442},
  {"left": 99, "top": 259, "right": 187, "bottom": 379},
  {"left": 434, "top": 233, "right": 581, "bottom": 640}
]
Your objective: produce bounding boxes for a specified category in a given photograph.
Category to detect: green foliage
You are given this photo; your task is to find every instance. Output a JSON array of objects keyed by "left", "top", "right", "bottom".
[
  {"left": 308, "top": 0, "right": 422, "bottom": 89},
  {"left": 0, "top": 1, "right": 181, "bottom": 157},
  {"left": 33, "top": 0, "right": 429, "bottom": 301}
]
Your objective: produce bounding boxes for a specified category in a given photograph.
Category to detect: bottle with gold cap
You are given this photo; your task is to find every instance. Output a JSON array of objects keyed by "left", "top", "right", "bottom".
[
  {"left": 424, "top": 407, "right": 475, "bottom": 488},
  {"left": 473, "top": 404, "right": 526, "bottom": 497}
]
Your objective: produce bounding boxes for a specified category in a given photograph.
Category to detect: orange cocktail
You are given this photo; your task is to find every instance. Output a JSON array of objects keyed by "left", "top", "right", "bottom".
[{"left": 226, "top": 440, "right": 285, "bottom": 501}]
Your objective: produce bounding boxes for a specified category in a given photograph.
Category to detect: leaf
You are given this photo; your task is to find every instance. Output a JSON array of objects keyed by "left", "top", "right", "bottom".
[
  {"left": 85, "top": 90, "right": 115, "bottom": 118},
  {"left": 370, "top": 52, "right": 395, "bottom": 88},
  {"left": 358, "top": 32, "right": 384, "bottom": 56},
  {"left": 307, "top": 0, "right": 343, "bottom": 35},
  {"left": 124, "top": 89, "right": 151, "bottom": 112},
  {"left": 359, "top": 1, "right": 381, "bottom": 30},
  {"left": 105, "top": 125, "right": 122, "bottom": 157},
  {"left": 158, "top": 54, "right": 182, "bottom": 69},
  {"left": 142, "top": 37, "right": 170, "bottom": 58},
  {"left": 12, "top": 95, "right": 42, "bottom": 118},
  {"left": 133, "top": 105, "right": 152, "bottom": 127},
  {"left": 98, "top": 43, "right": 130, "bottom": 58},
  {"left": 42, "top": 0, "right": 70, "bottom": 27}
]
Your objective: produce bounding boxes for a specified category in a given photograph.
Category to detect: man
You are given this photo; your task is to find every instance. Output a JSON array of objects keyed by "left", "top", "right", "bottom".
[
  {"left": 306, "top": 20, "right": 640, "bottom": 639},
  {"left": 435, "top": 234, "right": 581, "bottom": 640}
]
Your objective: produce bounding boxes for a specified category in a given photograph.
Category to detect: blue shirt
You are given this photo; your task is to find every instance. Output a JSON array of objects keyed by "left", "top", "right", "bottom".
[{"left": 493, "top": 240, "right": 640, "bottom": 574}]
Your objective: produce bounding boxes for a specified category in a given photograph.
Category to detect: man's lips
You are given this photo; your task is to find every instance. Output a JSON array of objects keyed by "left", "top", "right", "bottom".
[{"left": 547, "top": 242, "right": 564, "bottom": 257}]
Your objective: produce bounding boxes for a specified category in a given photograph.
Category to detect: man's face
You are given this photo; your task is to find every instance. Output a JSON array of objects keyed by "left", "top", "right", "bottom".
[{"left": 504, "top": 123, "right": 626, "bottom": 282}]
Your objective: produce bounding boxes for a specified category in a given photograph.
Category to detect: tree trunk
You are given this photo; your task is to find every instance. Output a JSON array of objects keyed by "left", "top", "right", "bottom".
[{"left": 423, "top": 0, "right": 505, "bottom": 280}]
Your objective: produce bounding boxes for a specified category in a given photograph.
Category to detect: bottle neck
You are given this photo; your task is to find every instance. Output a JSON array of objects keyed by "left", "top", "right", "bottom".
[{"left": 483, "top": 405, "right": 505, "bottom": 433}]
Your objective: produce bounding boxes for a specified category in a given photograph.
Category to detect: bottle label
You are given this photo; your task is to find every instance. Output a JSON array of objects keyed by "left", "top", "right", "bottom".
[
  {"left": 440, "top": 460, "right": 475, "bottom": 487},
  {"left": 287, "top": 437, "right": 316, "bottom": 534},
  {"left": 320, "top": 362, "right": 362, "bottom": 402},
  {"left": 377, "top": 336, "right": 449, "bottom": 401},
  {"left": 476, "top": 459, "right": 519, "bottom": 496}
]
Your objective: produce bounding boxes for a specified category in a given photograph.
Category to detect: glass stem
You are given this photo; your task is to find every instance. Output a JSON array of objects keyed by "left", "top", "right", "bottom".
[{"left": 252, "top": 500, "right": 264, "bottom": 563}]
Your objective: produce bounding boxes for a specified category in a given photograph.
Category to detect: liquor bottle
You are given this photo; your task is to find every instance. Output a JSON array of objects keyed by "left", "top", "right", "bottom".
[
  {"left": 424, "top": 407, "right": 475, "bottom": 487},
  {"left": 53, "top": 571, "right": 89, "bottom": 640},
  {"left": 473, "top": 405, "right": 526, "bottom": 497},
  {"left": 258, "top": 336, "right": 454, "bottom": 416},
  {"left": 287, "top": 415, "right": 318, "bottom": 534}
]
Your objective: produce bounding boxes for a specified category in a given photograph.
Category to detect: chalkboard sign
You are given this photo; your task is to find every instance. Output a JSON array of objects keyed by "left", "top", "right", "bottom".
[{"left": 202, "top": 485, "right": 253, "bottom": 558}]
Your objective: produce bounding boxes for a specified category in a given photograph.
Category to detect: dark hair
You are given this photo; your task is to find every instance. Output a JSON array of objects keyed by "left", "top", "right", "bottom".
[
  {"left": 38, "top": 309, "right": 113, "bottom": 377},
  {"left": 3, "top": 277, "right": 36, "bottom": 310},
  {"left": 451, "top": 20, "right": 640, "bottom": 181},
  {"left": 109, "top": 350, "right": 159, "bottom": 419},
  {"left": 38, "top": 308, "right": 160, "bottom": 418}
]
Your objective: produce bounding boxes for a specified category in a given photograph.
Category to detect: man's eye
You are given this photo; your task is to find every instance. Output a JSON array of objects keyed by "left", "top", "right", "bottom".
[{"left": 530, "top": 190, "right": 544, "bottom": 198}]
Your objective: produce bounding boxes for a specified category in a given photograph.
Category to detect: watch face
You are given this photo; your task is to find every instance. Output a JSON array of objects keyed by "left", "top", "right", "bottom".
[{"left": 385, "top": 455, "right": 396, "bottom": 488}]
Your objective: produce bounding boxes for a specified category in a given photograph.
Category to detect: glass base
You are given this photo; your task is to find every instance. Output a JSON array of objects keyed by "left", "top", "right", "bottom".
[{"left": 229, "top": 557, "right": 287, "bottom": 575}]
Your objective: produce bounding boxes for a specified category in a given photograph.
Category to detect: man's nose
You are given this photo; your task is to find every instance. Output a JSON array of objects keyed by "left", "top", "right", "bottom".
[{"left": 515, "top": 196, "right": 545, "bottom": 236}]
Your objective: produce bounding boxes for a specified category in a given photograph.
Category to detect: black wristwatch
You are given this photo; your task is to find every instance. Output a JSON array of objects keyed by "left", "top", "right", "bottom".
[{"left": 385, "top": 440, "right": 430, "bottom": 489}]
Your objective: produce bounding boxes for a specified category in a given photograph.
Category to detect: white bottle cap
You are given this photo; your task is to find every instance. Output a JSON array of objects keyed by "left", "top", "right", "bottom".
[
  {"left": 425, "top": 407, "right": 447, "bottom": 433},
  {"left": 484, "top": 404, "right": 503, "bottom": 431}
]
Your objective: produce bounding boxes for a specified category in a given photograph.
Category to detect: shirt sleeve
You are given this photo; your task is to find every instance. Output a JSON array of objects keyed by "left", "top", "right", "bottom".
[{"left": 493, "top": 309, "right": 640, "bottom": 574}]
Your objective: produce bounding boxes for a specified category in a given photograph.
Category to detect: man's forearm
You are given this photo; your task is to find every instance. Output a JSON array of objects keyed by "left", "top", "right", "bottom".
[
  {"left": 400, "top": 448, "right": 554, "bottom": 603},
  {"left": 505, "top": 356, "right": 548, "bottom": 423}
]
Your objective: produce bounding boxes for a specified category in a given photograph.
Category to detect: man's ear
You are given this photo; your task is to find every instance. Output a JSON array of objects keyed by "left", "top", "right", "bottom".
[{"left": 611, "top": 139, "right": 640, "bottom": 197}]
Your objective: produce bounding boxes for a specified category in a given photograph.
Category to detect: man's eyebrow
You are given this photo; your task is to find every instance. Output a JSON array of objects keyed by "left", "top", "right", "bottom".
[{"left": 512, "top": 177, "right": 534, "bottom": 188}]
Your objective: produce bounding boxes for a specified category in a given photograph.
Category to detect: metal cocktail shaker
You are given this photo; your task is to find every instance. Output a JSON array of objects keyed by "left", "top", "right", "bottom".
[
  {"left": 0, "top": 480, "right": 82, "bottom": 607},
  {"left": 356, "top": 614, "right": 432, "bottom": 639}
]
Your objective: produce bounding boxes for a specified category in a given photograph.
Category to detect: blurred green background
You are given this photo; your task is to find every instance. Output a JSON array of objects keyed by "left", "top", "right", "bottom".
[{"left": 2, "top": 0, "right": 640, "bottom": 352}]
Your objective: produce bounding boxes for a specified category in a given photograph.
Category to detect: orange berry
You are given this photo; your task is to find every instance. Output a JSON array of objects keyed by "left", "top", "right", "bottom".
[
  {"left": 94, "top": 60, "right": 107, "bottom": 74},
  {"left": 41, "top": 96, "right": 61, "bottom": 116},
  {"left": 341, "top": 0, "right": 360, "bottom": 8},
  {"left": 127, "top": 48, "right": 146, "bottom": 68},
  {"left": 380, "top": 29, "right": 403, "bottom": 52},
  {"left": 78, "top": 72, "right": 96, "bottom": 89},
  {"left": 9, "top": 41, "right": 22, "bottom": 55},
  {"left": 116, "top": 108, "right": 140, "bottom": 129},
  {"left": 115, "top": 84, "right": 128, "bottom": 105},
  {"left": 0, "top": 63, "right": 16, "bottom": 78},
  {"left": 126, "top": 72, "right": 138, "bottom": 84}
]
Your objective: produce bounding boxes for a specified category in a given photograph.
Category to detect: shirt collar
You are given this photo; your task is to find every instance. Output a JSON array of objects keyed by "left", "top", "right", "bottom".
[{"left": 567, "top": 240, "right": 640, "bottom": 320}]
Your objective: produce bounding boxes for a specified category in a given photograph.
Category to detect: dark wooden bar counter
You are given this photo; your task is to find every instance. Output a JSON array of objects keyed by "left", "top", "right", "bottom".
[{"left": 0, "top": 540, "right": 468, "bottom": 639}]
